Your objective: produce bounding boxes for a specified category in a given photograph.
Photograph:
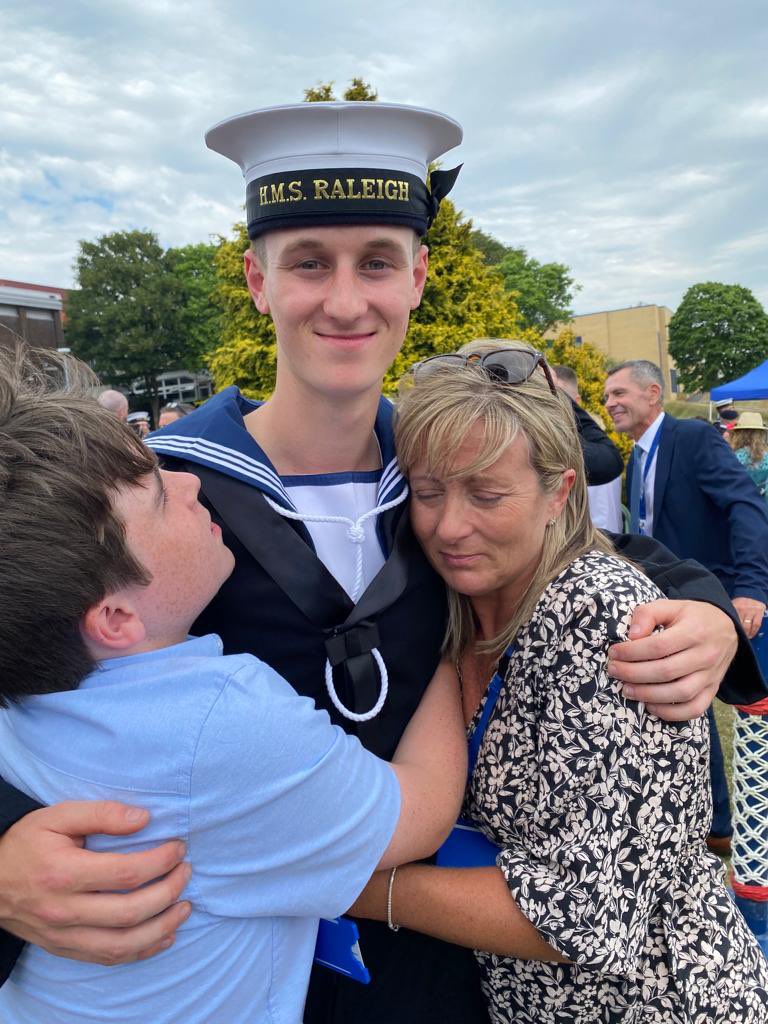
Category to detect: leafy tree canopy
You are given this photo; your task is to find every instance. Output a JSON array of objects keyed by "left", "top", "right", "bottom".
[
  {"left": 497, "top": 248, "right": 577, "bottom": 334},
  {"left": 469, "top": 228, "right": 578, "bottom": 333},
  {"left": 207, "top": 221, "right": 277, "bottom": 399},
  {"left": 66, "top": 230, "right": 193, "bottom": 412},
  {"left": 165, "top": 241, "right": 222, "bottom": 365},
  {"left": 546, "top": 330, "right": 631, "bottom": 459},
  {"left": 468, "top": 227, "right": 508, "bottom": 266},
  {"left": 669, "top": 282, "right": 768, "bottom": 393},
  {"left": 384, "top": 199, "right": 526, "bottom": 391},
  {"left": 303, "top": 78, "right": 378, "bottom": 102}
]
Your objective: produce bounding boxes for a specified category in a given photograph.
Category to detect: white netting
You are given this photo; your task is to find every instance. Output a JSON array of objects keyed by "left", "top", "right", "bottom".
[{"left": 731, "top": 709, "right": 768, "bottom": 889}]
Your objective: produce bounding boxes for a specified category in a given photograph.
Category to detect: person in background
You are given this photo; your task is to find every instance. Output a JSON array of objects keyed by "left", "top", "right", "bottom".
[
  {"left": 127, "top": 410, "right": 151, "bottom": 438},
  {"left": 604, "top": 358, "right": 768, "bottom": 855},
  {"left": 729, "top": 412, "right": 768, "bottom": 472},
  {"left": 551, "top": 363, "right": 623, "bottom": 532},
  {"left": 158, "top": 402, "right": 194, "bottom": 429},
  {"left": 714, "top": 400, "right": 740, "bottom": 436},
  {"left": 96, "top": 389, "right": 129, "bottom": 422}
]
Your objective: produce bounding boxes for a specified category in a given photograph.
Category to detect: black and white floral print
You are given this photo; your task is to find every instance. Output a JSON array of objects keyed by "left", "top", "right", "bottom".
[{"left": 466, "top": 551, "right": 768, "bottom": 1023}]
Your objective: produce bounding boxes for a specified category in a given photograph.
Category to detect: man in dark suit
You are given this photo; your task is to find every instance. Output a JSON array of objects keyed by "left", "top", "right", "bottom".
[{"left": 604, "top": 358, "right": 768, "bottom": 852}]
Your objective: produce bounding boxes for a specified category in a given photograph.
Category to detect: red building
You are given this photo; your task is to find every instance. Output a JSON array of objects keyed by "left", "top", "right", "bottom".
[{"left": 0, "top": 279, "right": 69, "bottom": 350}]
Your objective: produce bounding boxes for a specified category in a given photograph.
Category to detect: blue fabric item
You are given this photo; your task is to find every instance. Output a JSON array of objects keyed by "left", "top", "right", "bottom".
[
  {"left": 711, "top": 359, "right": 768, "bottom": 402},
  {"left": 625, "top": 415, "right": 768, "bottom": 601},
  {"left": 628, "top": 449, "right": 642, "bottom": 533},
  {"left": 0, "top": 635, "right": 400, "bottom": 1023}
]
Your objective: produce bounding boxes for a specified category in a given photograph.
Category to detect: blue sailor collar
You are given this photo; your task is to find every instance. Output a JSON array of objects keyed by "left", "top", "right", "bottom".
[{"left": 146, "top": 386, "right": 406, "bottom": 511}]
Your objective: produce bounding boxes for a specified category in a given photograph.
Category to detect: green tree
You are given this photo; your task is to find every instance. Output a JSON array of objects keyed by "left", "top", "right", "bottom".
[
  {"left": 468, "top": 227, "right": 508, "bottom": 265},
  {"left": 166, "top": 241, "right": 221, "bottom": 365},
  {"left": 497, "top": 247, "right": 578, "bottom": 333},
  {"left": 303, "top": 78, "right": 378, "bottom": 102},
  {"left": 384, "top": 199, "right": 525, "bottom": 391},
  {"left": 669, "top": 282, "right": 768, "bottom": 392},
  {"left": 66, "top": 230, "right": 191, "bottom": 418},
  {"left": 468, "top": 228, "right": 578, "bottom": 333},
  {"left": 546, "top": 330, "right": 631, "bottom": 459},
  {"left": 303, "top": 81, "right": 336, "bottom": 102},
  {"left": 342, "top": 78, "right": 378, "bottom": 101},
  {"left": 207, "top": 221, "right": 277, "bottom": 399}
]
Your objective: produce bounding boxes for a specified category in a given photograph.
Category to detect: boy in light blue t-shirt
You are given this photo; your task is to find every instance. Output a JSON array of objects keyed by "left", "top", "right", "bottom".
[{"left": 0, "top": 352, "right": 465, "bottom": 1023}]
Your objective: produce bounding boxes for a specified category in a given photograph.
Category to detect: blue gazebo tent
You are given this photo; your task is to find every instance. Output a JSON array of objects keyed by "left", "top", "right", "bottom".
[{"left": 711, "top": 360, "right": 768, "bottom": 401}]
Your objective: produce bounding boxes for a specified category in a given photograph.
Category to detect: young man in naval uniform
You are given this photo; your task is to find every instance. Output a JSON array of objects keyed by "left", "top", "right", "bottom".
[{"left": 0, "top": 102, "right": 764, "bottom": 1024}]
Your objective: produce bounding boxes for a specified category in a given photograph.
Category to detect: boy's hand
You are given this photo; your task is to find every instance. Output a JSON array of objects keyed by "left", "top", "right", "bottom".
[
  {"left": 607, "top": 600, "right": 736, "bottom": 721},
  {"left": 0, "top": 801, "right": 191, "bottom": 966}
]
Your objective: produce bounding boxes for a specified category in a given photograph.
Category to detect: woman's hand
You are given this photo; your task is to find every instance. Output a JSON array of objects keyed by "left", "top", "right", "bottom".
[{"left": 607, "top": 600, "right": 736, "bottom": 720}]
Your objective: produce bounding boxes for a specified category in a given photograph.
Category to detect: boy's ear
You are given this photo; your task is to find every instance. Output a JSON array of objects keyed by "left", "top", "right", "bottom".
[{"left": 82, "top": 597, "right": 146, "bottom": 652}]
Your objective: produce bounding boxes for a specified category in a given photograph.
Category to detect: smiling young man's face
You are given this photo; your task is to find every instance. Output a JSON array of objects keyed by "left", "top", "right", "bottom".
[{"left": 244, "top": 224, "right": 428, "bottom": 403}]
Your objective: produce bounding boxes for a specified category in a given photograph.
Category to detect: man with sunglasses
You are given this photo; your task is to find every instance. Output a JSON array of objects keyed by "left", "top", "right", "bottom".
[{"left": 0, "top": 102, "right": 764, "bottom": 1024}]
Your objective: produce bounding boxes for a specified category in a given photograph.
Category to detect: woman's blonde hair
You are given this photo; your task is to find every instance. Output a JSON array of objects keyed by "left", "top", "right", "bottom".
[{"left": 395, "top": 340, "right": 615, "bottom": 660}]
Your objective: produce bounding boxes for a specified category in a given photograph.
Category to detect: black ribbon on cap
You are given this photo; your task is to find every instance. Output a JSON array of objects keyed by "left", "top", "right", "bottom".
[
  {"left": 426, "top": 165, "right": 463, "bottom": 227},
  {"left": 245, "top": 164, "right": 463, "bottom": 239}
]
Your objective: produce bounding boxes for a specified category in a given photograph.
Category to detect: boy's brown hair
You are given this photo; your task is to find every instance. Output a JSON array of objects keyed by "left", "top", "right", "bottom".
[{"left": 0, "top": 347, "right": 157, "bottom": 704}]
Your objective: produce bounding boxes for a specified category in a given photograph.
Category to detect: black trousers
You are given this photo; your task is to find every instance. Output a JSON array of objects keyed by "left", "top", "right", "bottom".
[{"left": 304, "top": 920, "right": 490, "bottom": 1024}]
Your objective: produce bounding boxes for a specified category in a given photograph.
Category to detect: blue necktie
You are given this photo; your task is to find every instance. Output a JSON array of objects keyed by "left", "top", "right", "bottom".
[{"left": 629, "top": 447, "right": 643, "bottom": 533}]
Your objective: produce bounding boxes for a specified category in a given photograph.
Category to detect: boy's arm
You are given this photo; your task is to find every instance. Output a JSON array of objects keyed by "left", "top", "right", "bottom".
[
  {"left": 378, "top": 661, "right": 466, "bottom": 869},
  {"left": 0, "top": 798, "right": 190, "bottom": 969}
]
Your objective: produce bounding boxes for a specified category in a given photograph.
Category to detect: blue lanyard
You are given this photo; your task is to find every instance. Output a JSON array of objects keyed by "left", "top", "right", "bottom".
[
  {"left": 637, "top": 428, "right": 662, "bottom": 529},
  {"left": 466, "top": 643, "right": 516, "bottom": 780}
]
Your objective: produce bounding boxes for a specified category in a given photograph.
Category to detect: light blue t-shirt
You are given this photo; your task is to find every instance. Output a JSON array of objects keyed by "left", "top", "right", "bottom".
[{"left": 0, "top": 635, "right": 400, "bottom": 1023}]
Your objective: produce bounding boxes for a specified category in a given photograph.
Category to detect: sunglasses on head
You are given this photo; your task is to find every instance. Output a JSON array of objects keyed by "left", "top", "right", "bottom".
[{"left": 412, "top": 348, "right": 558, "bottom": 396}]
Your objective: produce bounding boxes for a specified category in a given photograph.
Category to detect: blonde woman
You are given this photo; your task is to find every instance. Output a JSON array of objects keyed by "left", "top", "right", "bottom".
[{"left": 350, "top": 343, "right": 768, "bottom": 1023}]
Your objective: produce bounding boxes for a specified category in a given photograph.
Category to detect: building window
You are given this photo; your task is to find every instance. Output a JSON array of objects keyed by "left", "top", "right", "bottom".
[
  {"left": 573, "top": 335, "right": 583, "bottom": 347},
  {"left": 670, "top": 368, "right": 679, "bottom": 394}
]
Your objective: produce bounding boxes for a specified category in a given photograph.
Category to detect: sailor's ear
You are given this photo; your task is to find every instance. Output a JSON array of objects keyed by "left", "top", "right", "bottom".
[
  {"left": 244, "top": 248, "right": 270, "bottom": 315},
  {"left": 410, "top": 245, "right": 429, "bottom": 310}
]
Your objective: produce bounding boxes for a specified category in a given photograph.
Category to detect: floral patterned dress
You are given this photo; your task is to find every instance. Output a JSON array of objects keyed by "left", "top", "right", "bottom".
[{"left": 465, "top": 551, "right": 768, "bottom": 1023}]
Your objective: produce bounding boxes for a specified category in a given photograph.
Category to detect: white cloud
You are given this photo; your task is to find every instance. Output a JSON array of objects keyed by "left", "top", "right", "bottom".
[{"left": 0, "top": 0, "right": 765, "bottom": 316}]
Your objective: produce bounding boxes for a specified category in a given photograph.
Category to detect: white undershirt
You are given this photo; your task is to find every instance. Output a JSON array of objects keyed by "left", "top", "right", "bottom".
[{"left": 283, "top": 478, "right": 386, "bottom": 598}]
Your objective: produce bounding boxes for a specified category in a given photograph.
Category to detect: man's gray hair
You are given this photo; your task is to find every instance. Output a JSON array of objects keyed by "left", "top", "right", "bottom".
[
  {"left": 607, "top": 360, "right": 665, "bottom": 399},
  {"left": 97, "top": 389, "right": 129, "bottom": 420}
]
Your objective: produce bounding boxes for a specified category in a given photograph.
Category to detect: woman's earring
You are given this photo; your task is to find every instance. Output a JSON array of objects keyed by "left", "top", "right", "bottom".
[{"left": 547, "top": 518, "right": 557, "bottom": 527}]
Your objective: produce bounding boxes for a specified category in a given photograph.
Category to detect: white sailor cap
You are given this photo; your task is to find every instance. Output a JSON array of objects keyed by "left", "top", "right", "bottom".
[
  {"left": 714, "top": 398, "right": 734, "bottom": 408},
  {"left": 127, "top": 411, "right": 150, "bottom": 423},
  {"left": 205, "top": 102, "right": 463, "bottom": 240}
]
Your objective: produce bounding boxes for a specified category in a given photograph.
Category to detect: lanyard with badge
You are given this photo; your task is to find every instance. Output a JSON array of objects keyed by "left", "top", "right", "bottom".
[
  {"left": 435, "top": 645, "right": 517, "bottom": 868},
  {"left": 637, "top": 429, "right": 662, "bottom": 536}
]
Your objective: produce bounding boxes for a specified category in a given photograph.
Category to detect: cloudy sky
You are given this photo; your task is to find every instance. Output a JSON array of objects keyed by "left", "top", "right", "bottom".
[{"left": 1, "top": 0, "right": 766, "bottom": 315}]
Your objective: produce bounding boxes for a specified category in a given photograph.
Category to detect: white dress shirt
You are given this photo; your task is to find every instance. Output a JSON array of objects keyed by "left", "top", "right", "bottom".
[{"left": 633, "top": 411, "right": 665, "bottom": 536}]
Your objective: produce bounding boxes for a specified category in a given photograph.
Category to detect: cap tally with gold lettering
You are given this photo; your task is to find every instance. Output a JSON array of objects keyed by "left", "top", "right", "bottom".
[{"left": 205, "top": 102, "right": 463, "bottom": 240}]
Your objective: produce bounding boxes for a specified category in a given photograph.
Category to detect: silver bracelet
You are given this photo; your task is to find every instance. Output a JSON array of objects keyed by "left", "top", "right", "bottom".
[{"left": 386, "top": 866, "right": 400, "bottom": 932}]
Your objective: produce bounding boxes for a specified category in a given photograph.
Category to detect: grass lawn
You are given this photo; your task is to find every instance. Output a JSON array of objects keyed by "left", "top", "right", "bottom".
[{"left": 714, "top": 700, "right": 735, "bottom": 794}]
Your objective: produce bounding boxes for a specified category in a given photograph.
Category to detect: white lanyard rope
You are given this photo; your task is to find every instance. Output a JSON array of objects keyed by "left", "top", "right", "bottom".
[{"left": 263, "top": 487, "right": 408, "bottom": 722}]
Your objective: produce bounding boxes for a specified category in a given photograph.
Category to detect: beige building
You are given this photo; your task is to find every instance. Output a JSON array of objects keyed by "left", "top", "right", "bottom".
[{"left": 547, "top": 304, "right": 678, "bottom": 393}]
